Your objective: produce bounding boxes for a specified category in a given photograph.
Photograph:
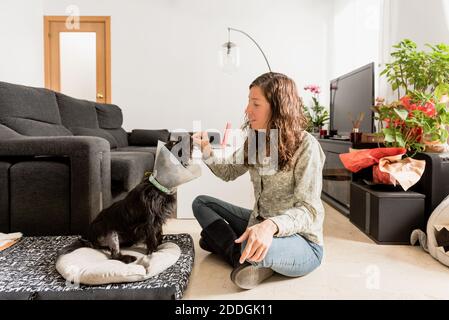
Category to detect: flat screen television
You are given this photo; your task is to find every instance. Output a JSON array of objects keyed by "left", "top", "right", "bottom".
[{"left": 329, "top": 62, "right": 375, "bottom": 138}]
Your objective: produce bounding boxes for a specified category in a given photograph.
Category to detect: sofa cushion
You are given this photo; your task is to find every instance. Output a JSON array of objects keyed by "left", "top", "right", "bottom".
[
  {"left": 56, "top": 92, "right": 99, "bottom": 129},
  {"left": 129, "top": 129, "right": 170, "bottom": 146},
  {"left": 0, "top": 117, "right": 73, "bottom": 137},
  {"left": 104, "top": 128, "right": 129, "bottom": 148},
  {"left": 95, "top": 103, "right": 123, "bottom": 129},
  {"left": 0, "top": 81, "right": 62, "bottom": 125},
  {"left": 111, "top": 151, "right": 155, "bottom": 191},
  {"left": 70, "top": 127, "right": 118, "bottom": 149},
  {"left": 114, "top": 146, "right": 157, "bottom": 154},
  {"left": 0, "top": 124, "right": 21, "bottom": 139}
]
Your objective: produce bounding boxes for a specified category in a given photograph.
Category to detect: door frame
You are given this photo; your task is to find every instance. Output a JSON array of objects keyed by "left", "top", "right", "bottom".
[{"left": 44, "top": 16, "right": 111, "bottom": 103}]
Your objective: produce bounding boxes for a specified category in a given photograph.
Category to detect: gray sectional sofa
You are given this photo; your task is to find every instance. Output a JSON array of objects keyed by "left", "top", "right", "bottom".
[{"left": 0, "top": 81, "right": 171, "bottom": 236}]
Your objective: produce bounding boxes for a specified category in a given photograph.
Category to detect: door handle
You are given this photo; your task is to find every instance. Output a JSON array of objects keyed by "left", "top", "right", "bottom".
[{"left": 97, "top": 93, "right": 104, "bottom": 99}]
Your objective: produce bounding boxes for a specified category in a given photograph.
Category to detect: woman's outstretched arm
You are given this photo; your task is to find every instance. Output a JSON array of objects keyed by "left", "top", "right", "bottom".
[
  {"left": 203, "top": 146, "right": 249, "bottom": 182},
  {"left": 193, "top": 131, "right": 248, "bottom": 182}
]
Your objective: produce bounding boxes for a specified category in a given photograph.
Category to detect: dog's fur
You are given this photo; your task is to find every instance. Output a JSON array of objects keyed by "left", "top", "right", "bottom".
[{"left": 59, "top": 135, "right": 193, "bottom": 263}]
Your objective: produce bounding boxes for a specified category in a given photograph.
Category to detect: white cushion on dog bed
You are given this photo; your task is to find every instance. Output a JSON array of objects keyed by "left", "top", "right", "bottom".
[{"left": 56, "top": 242, "right": 181, "bottom": 285}]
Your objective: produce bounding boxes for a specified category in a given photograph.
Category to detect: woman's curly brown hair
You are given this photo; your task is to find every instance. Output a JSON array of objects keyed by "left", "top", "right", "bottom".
[{"left": 243, "top": 72, "right": 308, "bottom": 171}]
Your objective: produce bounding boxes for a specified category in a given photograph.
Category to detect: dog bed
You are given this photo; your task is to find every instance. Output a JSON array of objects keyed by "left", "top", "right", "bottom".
[
  {"left": 56, "top": 242, "right": 181, "bottom": 286},
  {"left": 411, "top": 194, "right": 449, "bottom": 267},
  {"left": 0, "top": 234, "right": 194, "bottom": 300}
]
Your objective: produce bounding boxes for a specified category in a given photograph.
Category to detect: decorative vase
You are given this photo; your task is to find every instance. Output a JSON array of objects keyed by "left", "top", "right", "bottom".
[
  {"left": 350, "top": 128, "right": 362, "bottom": 145},
  {"left": 319, "top": 129, "right": 328, "bottom": 139}
]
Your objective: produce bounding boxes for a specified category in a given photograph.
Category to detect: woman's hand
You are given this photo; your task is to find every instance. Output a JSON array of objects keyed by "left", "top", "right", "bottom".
[
  {"left": 192, "top": 131, "right": 212, "bottom": 158},
  {"left": 235, "top": 219, "right": 278, "bottom": 263}
]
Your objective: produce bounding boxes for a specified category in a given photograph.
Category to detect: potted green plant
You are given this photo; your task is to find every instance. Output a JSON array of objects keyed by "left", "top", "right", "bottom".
[
  {"left": 374, "top": 39, "right": 449, "bottom": 156},
  {"left": 303, "top": 85, "right": 330, "bottom": 134}
]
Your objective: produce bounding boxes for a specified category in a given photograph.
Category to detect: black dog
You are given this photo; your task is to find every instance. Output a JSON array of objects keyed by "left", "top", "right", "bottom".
[
  {"left": 59, "top": 135, "right": 193, "bottom": 263},
  {"left": 85, "top": 176, "right": 177, "bottom": 263}
]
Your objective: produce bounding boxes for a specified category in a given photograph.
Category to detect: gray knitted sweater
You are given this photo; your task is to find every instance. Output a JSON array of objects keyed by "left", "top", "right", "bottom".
[{"left": 203, "top": 131, "right": 326, "bottom": 246}]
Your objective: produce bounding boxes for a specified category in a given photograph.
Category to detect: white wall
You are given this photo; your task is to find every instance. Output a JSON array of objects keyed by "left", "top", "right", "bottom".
[
  {"left": 327, "top": 0, "right": 382, "bottom": 80},
  {"left": 379, "top": 0, "right": 449, "bottom": 100},
  {"left": 387, "top": 0, "right": 449, "bottom": 47},
  {"left": 0, "top": 0, "right": 44, "bottom": 87},
  {"left": 324, "top": 0, "right": 382, "bottom": 132},
  {"left": 41, "top": 0, "right": 333, "bottom": 132},
  {"left": 2, "top": 1, "right": 448, "bottom": 132}
]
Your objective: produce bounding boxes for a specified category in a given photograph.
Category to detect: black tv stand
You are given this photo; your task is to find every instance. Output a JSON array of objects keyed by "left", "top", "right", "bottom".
[
  {"left": 327, "top": 136, "right": 350, "bottom": 141},
  {"left": 318, "top": 138, "right": 379, "bottom": 216},
  {"left": 319, "top": 138, "right": 449, "bottom": 225}
]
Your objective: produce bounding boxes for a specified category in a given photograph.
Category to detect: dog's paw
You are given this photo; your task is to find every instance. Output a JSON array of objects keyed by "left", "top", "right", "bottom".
[{"left": 119, "top": 254, "right": 137, "bottom": 264}]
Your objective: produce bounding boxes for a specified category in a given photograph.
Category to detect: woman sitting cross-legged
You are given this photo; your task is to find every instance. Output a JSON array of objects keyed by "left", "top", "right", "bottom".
[{"left": 192, "top": 72, "right": 326, "bottom": 290}]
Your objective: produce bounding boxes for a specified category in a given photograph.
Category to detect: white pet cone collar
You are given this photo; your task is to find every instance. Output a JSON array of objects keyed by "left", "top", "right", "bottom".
[{"left": 151, "top": 140, "right": 201, "bottom": 190}]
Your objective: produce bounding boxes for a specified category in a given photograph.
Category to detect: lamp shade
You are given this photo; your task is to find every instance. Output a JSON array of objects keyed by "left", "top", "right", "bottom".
[
  {"left": 220, "top": 27, "right": 272, "bottom": 74},
  {"left": 219, "top": 41, "right": 240, "bottom": 74}
]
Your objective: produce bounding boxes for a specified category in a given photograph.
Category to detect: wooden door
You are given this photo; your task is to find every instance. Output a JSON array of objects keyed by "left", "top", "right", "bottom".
[{"left": 44, "top": 16, "right": 111, "bottom": 103}]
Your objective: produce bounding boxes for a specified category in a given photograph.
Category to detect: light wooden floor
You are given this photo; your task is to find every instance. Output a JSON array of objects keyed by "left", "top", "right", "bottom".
[{"left": 163, "top": 202, "right": 449, "bottom": 300}]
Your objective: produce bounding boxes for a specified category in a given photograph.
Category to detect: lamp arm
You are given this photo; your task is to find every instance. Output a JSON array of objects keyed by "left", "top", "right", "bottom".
[{"left": 228, "top": 27, "right": 272, "bottom": 73}]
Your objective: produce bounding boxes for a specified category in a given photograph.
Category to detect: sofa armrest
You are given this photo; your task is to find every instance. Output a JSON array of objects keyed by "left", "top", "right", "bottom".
[
  {"left": 0, "top": 136, "right": 109, "bottom": 157},
  {"left": 0, "top": 136, "right": 111, "bottom": 235},
  {"left": 128, "top": 129, "right": 170, "bottom": 146}
]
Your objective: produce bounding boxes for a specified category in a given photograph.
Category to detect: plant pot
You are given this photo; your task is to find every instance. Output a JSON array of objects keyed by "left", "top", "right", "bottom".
[
  {"left": 312, "top": 126, "right": 321, "bottom": 134},
  {"left": 424, "top": 140, "right": 449, "bottom": 153},
  {"left": 422, "top": 132, "right": 449, "bottom": 153}
]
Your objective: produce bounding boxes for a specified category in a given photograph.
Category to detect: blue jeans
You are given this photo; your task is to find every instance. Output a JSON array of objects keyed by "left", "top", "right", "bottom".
[{"left": 192, "top": 195, "right": 323, "bottom": 277}]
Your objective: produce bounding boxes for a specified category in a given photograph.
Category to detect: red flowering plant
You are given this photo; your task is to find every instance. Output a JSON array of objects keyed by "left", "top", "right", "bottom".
[{"left": 374, "top": 39, "right": 449, "bottom": 156}]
